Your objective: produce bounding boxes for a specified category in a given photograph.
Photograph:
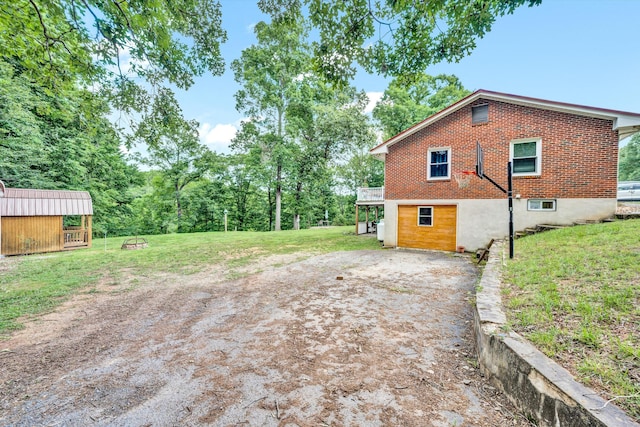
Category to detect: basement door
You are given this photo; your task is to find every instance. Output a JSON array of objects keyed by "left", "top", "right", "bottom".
[{"left": 397, "top": 205, "right": 457, "bottom": 251}]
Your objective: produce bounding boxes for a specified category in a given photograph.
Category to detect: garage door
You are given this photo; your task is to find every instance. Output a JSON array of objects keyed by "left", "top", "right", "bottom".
[{"left": 397, "top": 205, "right": 457, "bottom": 251}]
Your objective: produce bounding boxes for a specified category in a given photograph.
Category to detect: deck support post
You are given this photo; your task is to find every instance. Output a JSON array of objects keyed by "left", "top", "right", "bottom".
[{"left": 365, "top": 207, "right": 370, "bottom": 233}]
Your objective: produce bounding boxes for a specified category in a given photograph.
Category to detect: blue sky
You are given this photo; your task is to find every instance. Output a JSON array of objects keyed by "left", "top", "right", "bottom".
[{"left": 175, "top": 0, "right": 640, "bottom": 153}]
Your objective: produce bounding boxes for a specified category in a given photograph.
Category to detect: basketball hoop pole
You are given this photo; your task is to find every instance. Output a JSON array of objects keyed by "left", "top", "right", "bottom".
[
  {"left": 477, "top": 169, "right": 514, "bottom": 258},
  {"left": 475, "top": 141, "right": 514, "bottom": 259},
  {"left": 507, "top": 162, "right": 514, "bottom": 259}
]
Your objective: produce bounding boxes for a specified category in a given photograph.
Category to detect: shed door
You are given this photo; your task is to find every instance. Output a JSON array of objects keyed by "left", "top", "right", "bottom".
[{"left": 397, "top": 205, "right": 457, "bottom": 251}]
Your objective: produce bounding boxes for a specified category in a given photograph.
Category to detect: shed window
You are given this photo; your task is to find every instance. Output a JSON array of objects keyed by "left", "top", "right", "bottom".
[
  {"left": 418, "top": 206, "right": 433, "bottom": 226},
  {"left": 472, "top": 104, "right": 488, "bottom": 124}
]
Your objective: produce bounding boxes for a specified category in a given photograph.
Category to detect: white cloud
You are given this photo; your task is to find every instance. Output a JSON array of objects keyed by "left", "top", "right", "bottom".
[
  {"left": 198, "top": 122, "right": 238, "bottom": 153},
  {"left": 365, "top": 91, "right": 384, "bottom": 114}
]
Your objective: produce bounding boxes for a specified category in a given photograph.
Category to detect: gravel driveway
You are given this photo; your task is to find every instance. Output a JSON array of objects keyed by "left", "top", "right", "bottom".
[{"left": 0, "top": 249, "right": 528, "bottom": 426}]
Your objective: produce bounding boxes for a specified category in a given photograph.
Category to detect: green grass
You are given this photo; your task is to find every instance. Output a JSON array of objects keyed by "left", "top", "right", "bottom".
[
  {"left": 503, "top": 219, "right": 640, "bottom": 420},
  {"left": 0, "top": 227, "right": 381, "bottom": 335}
]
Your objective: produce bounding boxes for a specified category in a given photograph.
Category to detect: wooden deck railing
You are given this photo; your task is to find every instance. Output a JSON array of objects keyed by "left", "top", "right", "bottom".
[
  {"left": 63, "top": 228, "right": 89, "bottom": 248},
  {"left": 357, "top": 187, "right": 384, "bottom": 202}
]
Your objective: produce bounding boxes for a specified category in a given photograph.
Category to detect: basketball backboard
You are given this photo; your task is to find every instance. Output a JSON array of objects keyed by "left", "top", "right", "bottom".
[{"left": 475, "top": 141, "right": 484, "bottom": 179}]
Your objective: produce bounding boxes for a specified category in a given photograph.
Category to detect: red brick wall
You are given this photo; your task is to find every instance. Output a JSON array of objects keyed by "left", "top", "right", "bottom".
[{"left": 385, "top": 99, "right": 619, "bottom": 200}]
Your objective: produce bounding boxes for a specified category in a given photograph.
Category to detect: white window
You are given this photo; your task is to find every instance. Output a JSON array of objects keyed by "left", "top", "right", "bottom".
[
  {"left": 418, "top": 206, "right": 433, "bottom": 226},
  {"left": 427, "top": 147, "right": 451, "bottom": 180},
  {"left": 472, "top": 104, "right": 488, "bottom": 124},
  {"left": 528, "top": 199, "right": 556, "bottom": 211},
  {"left": 510, "top": 138, "right": 541, "bottom": 176}
]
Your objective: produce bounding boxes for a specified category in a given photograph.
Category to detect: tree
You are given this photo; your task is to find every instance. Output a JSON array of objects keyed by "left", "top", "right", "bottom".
[
  {"left": 260, "top": 0, "right": 541, "bottom": 83},
  {"left": 1, "top": 0, "right": 226, "bottom": 94},
  {"left": 286, "top": 79, "right": 376, "bottom": 228},
  {"left": 231, "top": 9, "right": 309, "bottom": 231},
  {"left": 372, "top": 73, "right": 470, "bottom": 140},
  {"left": 619, "top": 133, "right": 640, "bottom": 181},
  {"left": 133, "top": 88, "right": 214, "bottom": 231},
  {"left": 0, "top": 59, "right": 140, "bottom": 235},
  {"left": 0, "top": 61, "right": 49, "bottom": 188}
]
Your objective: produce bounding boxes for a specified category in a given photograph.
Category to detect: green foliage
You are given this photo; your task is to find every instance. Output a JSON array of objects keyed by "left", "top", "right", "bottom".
[
  {"left": 0, "top": 0, "right": 226, "bottom": 92},
  {"left": 285, "top": 80, "right": 376, "bottom": 228},
  {"left": 619, "top": 133, "right": 640, "bottom": 181},
  {"left": 0, "top": 226, "right": 382, "bottom": 334},
  {"left": 0, "top": 59, "right": 140, "bottom": 235},
  {"left": 231, "top": 10, "right": 311, "bottom": 230},
  {"left": 260, "top": 0, "right": 541, "bottom": 83},
  {"left": 373, "top": 73, "right": 470, "bottom": 140},
  {"left": 231, "top": 9, "right": 377, "bottom": 231},
  {"left": 132, "top": 88, "right": 215, "bottom": 231},
  {"left": 504, "top": 220, "right": 640, "bottom": 419}
]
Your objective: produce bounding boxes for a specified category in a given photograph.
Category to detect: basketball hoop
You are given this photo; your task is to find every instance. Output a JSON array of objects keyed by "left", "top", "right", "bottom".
[{"left": 453, "top": 171, "right": 476, "bottom": 188}]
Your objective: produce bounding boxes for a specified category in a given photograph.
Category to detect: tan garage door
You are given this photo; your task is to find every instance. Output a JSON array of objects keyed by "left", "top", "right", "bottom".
[{"left": 397, "top": 205, "right": 457, "bottom": 251}]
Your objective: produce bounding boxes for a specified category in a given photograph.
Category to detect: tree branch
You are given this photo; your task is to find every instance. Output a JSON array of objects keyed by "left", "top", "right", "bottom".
[
  {"left": 111, "top": 0, "right": 133, "bottom": 33},
  {"left": 28, "top": 0, "right": 53, "bottom": 64}
]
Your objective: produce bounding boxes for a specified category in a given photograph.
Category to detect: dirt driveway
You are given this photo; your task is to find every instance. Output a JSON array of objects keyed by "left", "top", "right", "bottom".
[{"left": 1, "top": 249, "right": 528, "bottom": 426}]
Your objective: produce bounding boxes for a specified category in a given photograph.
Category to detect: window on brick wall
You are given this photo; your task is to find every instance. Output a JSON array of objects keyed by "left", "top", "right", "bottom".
[
  {"left": 427, "top": 147, "right": 451, "bottom": 180},
  {"left": 528, "top": 199, "right": 556, "bottom": 211},
  {"left": 418, "top": 206, "right": 433, "bottom": 226},
  {"left": 472, "top": 104, "right": 488, "bottom": 124},
  {"left": 510, "top": 138, "right": 541, "bottom": 176}
]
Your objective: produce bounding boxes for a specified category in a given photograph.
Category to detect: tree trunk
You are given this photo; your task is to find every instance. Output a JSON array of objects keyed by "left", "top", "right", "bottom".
[
  {"left": 275, "top": 163, "right": 282, "bottom": 231},
  {"left": 267, "top": 185, "right": 273, "bottom": 231},
  {"left": 175, "top": 183, "right": 182, "bottom": 232},
  {"left": 293, "top": 180, "right": 303, "bottom": 230}
]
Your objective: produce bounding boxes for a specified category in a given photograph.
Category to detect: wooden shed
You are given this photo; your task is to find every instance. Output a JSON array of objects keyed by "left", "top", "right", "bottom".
[{"left": 0, "top": 185, "right": 93, "bottom": 256}]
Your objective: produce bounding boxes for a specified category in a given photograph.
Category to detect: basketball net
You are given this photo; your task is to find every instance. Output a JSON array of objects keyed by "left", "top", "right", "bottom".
[{"left": 453, "top": 171, "right": 476, "bottom": 188}]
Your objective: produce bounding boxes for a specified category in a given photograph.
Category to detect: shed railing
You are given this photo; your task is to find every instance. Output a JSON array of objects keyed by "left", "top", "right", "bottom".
[{"left": 63, "top": 227, "right": 89, "bottom": 248}]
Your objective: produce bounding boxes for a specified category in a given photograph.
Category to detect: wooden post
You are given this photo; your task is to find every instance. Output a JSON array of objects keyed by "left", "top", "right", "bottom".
[
  {"left": 87, "top": 216, "right": 92, "bottom": 247},
  {"left": 365, "top": 206, "right": 370, "bottom": 233},
  {"left": 0, "top": 180, "right": 3, "bottom": 257},
  {"left": 355, "top": 204, "right": 359, "bottom": 235}
]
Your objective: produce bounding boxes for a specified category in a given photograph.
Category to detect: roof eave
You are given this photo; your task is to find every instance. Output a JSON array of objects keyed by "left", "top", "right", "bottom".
[
  {"left": 614, "top": 116, "right": 640, "bottom": 140},
  {"left": 369, "top": 89, "right": 640, "bottom": 153}
]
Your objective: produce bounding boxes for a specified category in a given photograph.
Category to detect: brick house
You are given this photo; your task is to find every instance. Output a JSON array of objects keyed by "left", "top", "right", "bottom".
[{"left": 366, "top": 90, "right": 640, "bottom": 252}]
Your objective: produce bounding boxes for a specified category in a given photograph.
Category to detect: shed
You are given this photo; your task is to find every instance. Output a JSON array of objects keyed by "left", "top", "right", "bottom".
[{"left": 0, "top": 184, "right": 93, "bottom": 256}]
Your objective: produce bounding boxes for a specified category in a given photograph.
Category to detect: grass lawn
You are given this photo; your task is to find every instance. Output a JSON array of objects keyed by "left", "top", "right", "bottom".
[
  {"left": 502, "top": 219, "right": 640, "bottom": 420},
  {"left": 0, "top": 226, "right": 381, "bottom": 336}
]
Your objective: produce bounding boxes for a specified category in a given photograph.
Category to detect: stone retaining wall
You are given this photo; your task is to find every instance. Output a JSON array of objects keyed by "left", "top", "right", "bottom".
[{"left": 473, "top": 240, "right": 638, "bottom": 427}]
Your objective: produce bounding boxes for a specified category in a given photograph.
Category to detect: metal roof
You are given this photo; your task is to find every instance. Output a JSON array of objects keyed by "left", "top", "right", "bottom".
[{"left": 0, "top": 188, "right": 93, "bottom": 216}]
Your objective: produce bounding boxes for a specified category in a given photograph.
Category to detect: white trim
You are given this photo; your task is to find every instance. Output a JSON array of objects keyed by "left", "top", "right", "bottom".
[
  {"left": 510, "top": 138, "right": 542, "bottom": 177},
  {"left": 417, "top": 206, "right": 434, "bottom": 227},
  {"left": 427, "top": 147, "right": 451, "bottom": 181},
  {"left": 527, "top": 199, "right": 557, "bottom": 211}
]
